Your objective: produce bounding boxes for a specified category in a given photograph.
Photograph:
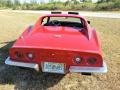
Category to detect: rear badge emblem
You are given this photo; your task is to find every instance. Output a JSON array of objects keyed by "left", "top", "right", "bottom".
[
  {"left": 52, "top": 54, "right": 55, "bottom": 56},
  {"left": 54, "top": 35, "right": 61, "bottom": 38}
]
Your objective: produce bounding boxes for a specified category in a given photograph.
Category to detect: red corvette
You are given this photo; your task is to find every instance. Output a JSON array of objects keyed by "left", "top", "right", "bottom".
[{"left": 5, "top": 12, "right": 107, "bottom": 74}]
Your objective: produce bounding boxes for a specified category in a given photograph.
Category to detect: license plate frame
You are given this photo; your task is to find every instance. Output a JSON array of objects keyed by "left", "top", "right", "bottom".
[{"left": 42, "top": 62, "right": 65, "bottom": 74}]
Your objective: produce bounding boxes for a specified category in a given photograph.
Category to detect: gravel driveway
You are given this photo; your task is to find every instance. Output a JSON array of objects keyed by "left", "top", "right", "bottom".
[{"left": 0, "top": 10, "right": 120, "bottom": 18}]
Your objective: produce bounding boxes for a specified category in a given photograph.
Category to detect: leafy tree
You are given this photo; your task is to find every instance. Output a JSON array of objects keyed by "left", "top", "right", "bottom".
[
  {"left": 49, "top": 0, "right": 54, "bottom": 3},
  {"left": 71, "top": 0, "right": 79, "bottom": 4},
  {"left": 0, "top": 0, "right": 13, "bottom": 7},
  {"left": 6, "top": 0, "right": 13, "bottom": 7},
  {"left": 82, "top": 0, "right": 91, "bottom": 2},
  {"left": 13, "top": 0, "right": 20, "bottom": 6},
  {"left": 30, "top": 0, "right": 37, "bottom": 4}
]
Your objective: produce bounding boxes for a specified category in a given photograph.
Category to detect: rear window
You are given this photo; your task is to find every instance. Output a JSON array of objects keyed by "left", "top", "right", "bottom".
[
  {"left": 49, "top": 17, "right": 81, "bottom": 23},
  {"left": 42, "top": 16, "right": 84, "bottom": 29}
]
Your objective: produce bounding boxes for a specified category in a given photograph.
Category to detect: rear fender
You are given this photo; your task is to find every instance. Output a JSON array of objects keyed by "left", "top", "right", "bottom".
[{"left": 92, "top": 29, "right": 101, "bottom": 49}]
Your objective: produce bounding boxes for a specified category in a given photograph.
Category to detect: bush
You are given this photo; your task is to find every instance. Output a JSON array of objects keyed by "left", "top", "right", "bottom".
[
  {"left": 0, "top": 0, "right": 120, "bottom": 11},
  {"left": 12, "top": 5, "right": 21, "bottom": 10},
  {"left": 96, "top": 2, "right": 114, "bottom": 10},
  {"left": 113, "top": 0, "right": 120, "bottom": 8}
]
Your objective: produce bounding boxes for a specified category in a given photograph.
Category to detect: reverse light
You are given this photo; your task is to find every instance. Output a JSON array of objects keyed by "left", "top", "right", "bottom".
[
  {"left": 87, "top": 57, "right": 97, "bottom": 65},
  {"left": 27, "top": 53, "right": 34, "bottom": 59},
  {"left": 73, "top": 57, "right": 82, "bottom": 64}
]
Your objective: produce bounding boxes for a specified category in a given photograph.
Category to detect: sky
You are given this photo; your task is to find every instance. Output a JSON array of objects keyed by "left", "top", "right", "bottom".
[{"left": 19, "top": 0, "right": 98, "bottom": 3}]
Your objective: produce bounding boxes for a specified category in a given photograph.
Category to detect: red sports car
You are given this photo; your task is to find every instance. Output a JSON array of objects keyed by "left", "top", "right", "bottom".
[{"left": 5, "top": 12, "right": 107, "bottom": 74}]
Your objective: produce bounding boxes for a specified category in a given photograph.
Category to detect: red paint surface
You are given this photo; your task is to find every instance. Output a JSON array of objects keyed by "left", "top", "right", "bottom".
[{"left": 9, "top": 14, "right": 103, "bottom": 69}]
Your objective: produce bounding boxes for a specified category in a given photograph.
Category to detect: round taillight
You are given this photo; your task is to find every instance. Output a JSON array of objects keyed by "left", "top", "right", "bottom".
[
  {"left": 87, "top": 57, "right": 97, "bottom": 65},
  {"left": 73, "top": 56, "right": 82, "bottom": 64},
  {"left": 15, "top": 51, "right": 23, "bottom": 58},
  {"left": 27, "top": 53, "right": 34, "bottom": 59}
]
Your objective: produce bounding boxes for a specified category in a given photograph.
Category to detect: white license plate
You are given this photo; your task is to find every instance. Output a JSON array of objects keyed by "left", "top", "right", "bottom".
[{"left": 42, "top": 62, "right": 65, "bottom": 74}]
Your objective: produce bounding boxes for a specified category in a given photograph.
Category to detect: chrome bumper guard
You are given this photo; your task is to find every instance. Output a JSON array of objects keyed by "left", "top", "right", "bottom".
[
  {"left": 69, "top": 62, "right": 107, "bottom": 73},
  {"left": 5, "top": 57, "right": 39, "bottom": 71}
]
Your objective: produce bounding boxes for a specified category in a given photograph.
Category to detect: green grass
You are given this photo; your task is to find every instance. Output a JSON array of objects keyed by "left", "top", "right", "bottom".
[{"left": 0, "top": 11, "right": 120, "bottom": 90}]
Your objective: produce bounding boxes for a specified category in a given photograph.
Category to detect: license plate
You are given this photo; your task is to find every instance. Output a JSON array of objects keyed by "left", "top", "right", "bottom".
[{"left": 42, "top": 62, "right": 65, "bottom": 74}]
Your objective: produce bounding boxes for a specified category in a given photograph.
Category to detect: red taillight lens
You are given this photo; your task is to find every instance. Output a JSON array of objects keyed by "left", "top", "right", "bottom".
[
  {"left": 87, "top": 57, "right": 97, "bottom": 65},
  {"left": 15, "top": 51, "right": 23, "bottom": 58},
  {"left": 73, "top": 56, "right": 82, "bottom": 64},
  {"left": 27, "top": 53, "right": 34, "bottom": 60}
]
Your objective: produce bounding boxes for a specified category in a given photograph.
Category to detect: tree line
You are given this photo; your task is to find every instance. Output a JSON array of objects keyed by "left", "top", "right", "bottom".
[{"left": 0, "top": 0, "right": 120, "bottom": 11}]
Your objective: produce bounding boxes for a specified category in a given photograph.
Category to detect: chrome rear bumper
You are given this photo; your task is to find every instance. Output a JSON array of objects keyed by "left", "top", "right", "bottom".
[
  {"left": 5, "top": 57, "right": 39, "bottom": 71},
  {"left": 5, "top": 57, "right": 107, "bottom": 73},
  {"left": 69, "top": 62, "right": 107, "bottom": 73}
]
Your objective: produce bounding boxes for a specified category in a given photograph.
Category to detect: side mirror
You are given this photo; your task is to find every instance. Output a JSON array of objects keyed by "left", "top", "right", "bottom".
[{"left": 87, "top": 21, "right": 90, "bottom": 24}]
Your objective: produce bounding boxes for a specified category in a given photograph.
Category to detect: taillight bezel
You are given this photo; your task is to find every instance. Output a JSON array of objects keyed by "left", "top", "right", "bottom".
[
  {"left": 14, "top": 51, "right": 23, "bottom": 59},
  {"left": 86, "top": 57, "right": 97, "bottom": 65},
  {"left": 73, "top": 56, "right": 82, "bottom": 64},
  {"left": 26, "top": 52, "right": 34, "bottom": 60}
]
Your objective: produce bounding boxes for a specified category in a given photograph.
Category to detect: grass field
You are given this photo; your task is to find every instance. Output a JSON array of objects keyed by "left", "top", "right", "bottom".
[{"left": 0, "top": 11, "right": 120, "bottom": 90}]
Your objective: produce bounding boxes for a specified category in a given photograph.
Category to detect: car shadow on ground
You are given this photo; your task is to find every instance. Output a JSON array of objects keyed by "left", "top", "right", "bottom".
[{"left": 0, "top": 41, "right": 65, "bottom": 90}]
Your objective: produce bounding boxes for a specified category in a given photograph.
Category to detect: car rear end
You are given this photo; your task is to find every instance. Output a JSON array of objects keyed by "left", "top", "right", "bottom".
[
  {"left": 5, "top": 12, "right": 107, "bottom": 74},
  {"left": 5, "top": 47, "right": 107, "bottom": 74}
]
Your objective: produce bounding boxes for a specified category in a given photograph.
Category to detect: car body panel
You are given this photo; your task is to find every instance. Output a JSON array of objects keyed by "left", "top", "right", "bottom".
[{"left": 13, "top": 26, "right": 100, "bottom": 53}]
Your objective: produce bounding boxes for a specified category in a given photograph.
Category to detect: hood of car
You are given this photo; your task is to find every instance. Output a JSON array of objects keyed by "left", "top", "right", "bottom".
[{"left": 13, "top": 26, "right": 99, "bottom": 52}]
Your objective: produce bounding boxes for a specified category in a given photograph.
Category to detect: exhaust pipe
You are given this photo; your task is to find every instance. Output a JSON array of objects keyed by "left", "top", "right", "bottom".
[{"left": 81, "top": 73, "right": 92, "bottom": 76}]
